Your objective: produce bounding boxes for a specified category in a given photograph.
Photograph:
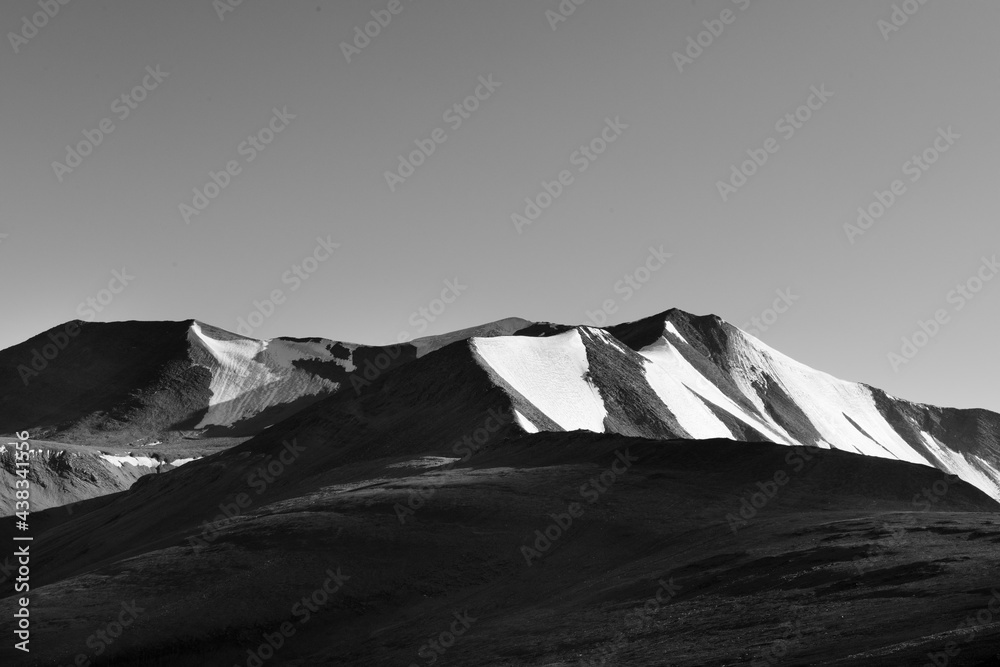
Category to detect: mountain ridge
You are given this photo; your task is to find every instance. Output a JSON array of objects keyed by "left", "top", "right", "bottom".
[{"left": 3, "top": 308, "right": 999, "bottom": 503}]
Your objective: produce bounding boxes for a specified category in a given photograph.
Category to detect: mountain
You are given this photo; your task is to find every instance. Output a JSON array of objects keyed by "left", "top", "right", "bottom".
[
  {"left": 232, "top": 307, "right": 1000, "bottom": 500},
  {"left": 0, "top": 319, "right": 409, "bottom": 512},
  {"left": 1, "top": 317, "right": 547, "bottom": 444},
  {"left": 0, "top": 317, "right": 537, "bottom": 511},
  {"left": 2, "top": 308, "right": 1000, "bottom": 665},
  {"left": 3, "top": 310, "right": 999, "bottom": 507},
  {"left": 594, "top": 309, "right": 999, "bottom": 499},
  {"left": 0, "top": 319, "right": 404, "bottom": 443}
]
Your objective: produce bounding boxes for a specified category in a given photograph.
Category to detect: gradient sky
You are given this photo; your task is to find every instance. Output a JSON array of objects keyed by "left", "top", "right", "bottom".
[{"left": 1, "top": 0, "right": 997, "bottom": 412}]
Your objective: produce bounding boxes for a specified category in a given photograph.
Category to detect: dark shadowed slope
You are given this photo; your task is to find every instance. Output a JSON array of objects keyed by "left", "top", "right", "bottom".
[{"left": 1, "top": 433, "right": 998, "bottom": 666}]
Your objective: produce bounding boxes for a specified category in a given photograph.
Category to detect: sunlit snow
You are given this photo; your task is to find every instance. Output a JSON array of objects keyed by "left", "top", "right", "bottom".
[
  {"left": 187, "top": 322, "right": 344, "bottom": 428},
  {"left": 471, "top": 330, "right": 608, "bottom": 432}
]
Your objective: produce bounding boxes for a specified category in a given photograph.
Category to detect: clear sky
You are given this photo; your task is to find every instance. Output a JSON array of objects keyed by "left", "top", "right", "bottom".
[{"left": 1, "top": 0, "right": 997, "bottom": 412}]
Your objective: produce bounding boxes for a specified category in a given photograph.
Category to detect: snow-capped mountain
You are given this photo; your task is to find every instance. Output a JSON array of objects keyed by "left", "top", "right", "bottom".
[
  {"left": 0, "top": 319, "right": 414, "bottom": 444},
  {"left": 7, "top": 309, "right": 1000, "bottom": 665},
  {"left": 469, "top": 309, "right": 1000, "bottom": 499},
  {"left": 184, "top": 320, "right": 355, "bottom": 430},
  {"left": 3, "top": 309, "right": 998, "bottom": 502},
  {"left": 232, "top": 308, "right": 1000, "bottom": 500}
]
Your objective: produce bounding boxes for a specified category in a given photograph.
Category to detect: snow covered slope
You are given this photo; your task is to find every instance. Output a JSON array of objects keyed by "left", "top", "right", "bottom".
[
  {"left": 0, "top": 319, "right": 415, "bottom": 445},
  {"left": 460, "top": 310, "right": 1000, "bottom": 500},
  {"left": 472, "top": 329, "right": 607, "bottom": 432},
  {"left": 186, "top": 321, "right": 353, "bottom": 428}
]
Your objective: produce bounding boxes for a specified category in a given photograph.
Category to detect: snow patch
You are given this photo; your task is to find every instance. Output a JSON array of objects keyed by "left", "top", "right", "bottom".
[
  {"left": 724, "top": 329, "right": 929, "bottom": 467},
  {"left": 472, "top": 330, "right": 607, "bottom": 433},
  {"left": 919, "top": 431, "right": 1000, "bottom": 500},
  {"left": 514, "top": 409, "right": 539, "bottom": 434},
  {"left": 663, "top": 321, "right": 689, "bottom": 346},
  {"left": 189, "top": 322, "right": 280, "bottom": 408},
  {"left": 640, "top": 335, "right": 794, "bottom": 445},
  {"left": 100, "top": 454, "right": 160, "bottom": 468},
  {"left": 187, "top": 322, "right": 340, "bottom": 428},
  {"left": 640, "top": 357, "right": 735, "bottom": 440},
  {"left": 586, "top": 326, "right": 628, "bottom": 354},
  {"left": 168, "top": 457, "right": 199, "bottom": 467}
]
